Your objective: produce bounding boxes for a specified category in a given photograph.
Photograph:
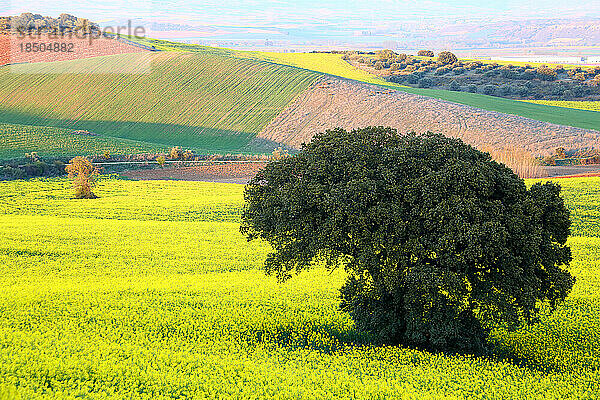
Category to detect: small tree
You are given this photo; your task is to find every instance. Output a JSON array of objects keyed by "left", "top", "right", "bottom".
[
  {"left": 169, "top": 146, "right": 182, "bottom": 160},
  {"left": 272, "top": 147, "right": 289, "bottom": 160},
  {"left": 376, "top": 49, "right": 397, "bottom": 61},
  {"left": 25, "top": 152, "right": 39, "bottom": 162},
  {"left": 156, "top": 155, "right": 166, "bottom": 168},
  {"left": 241, "top": 128, "right": 574, "bottom": 353},
  {"left": 437, "top": 51, "right": 458, "bottom": 65},
  {"left": 183, "top": 149, "right": 194, "bottom": 161},
  {"left": 65, "top": 156, "right": 98, "bottom": 199}
]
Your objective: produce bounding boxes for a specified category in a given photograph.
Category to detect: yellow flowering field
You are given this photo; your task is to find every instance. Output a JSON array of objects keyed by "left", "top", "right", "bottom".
[{"left": 0, "top": 176, "right": 599, "bottom": 399}]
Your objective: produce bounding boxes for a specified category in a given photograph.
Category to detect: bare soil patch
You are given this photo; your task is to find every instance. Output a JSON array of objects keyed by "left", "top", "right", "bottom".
[
  {"left": 257, "top": 78, "right": 600, "bottom": 156},
  {"left": 544, "top": 165, "right": 600, "bottom": 178},
  {"left": 0, "top": 34, "right": 147, "bottom": 66},
  {"left": 121, "top": 162, "right": 267, "bottom": 183}
]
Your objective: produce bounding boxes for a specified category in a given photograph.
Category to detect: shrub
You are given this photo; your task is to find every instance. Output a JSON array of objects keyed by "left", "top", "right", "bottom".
[
  {"left": 437, "top": 51, "right": 458, "bottom": 65},
  {"left": 65, "top": 156, "right": 98, "bottom": 199},
  {"left": 376, "top": 49, "right": 396, "bottom": 61},
  {"left": 467, "top": 84, "right": 478, "bottom": 93},
  {"left": 169, "top": 146, "right": 182, "bottom": 160},
  {"left": 537, "top": 66, "right": 558, "bottom": 81},
  {"left": 374, "top": 61, "right": 384, "bottom": 70},
  {"left": 183, "top": 150, "right": 194, "bottom": 161},
  {"left": 500, "top": 68, "right": 517, "bottom": 79},
  {"left": 518, "top": 86, "right": 531, "bottom": 97},
  {"left": 418, "top": 77, "right": 433, "bottom": 88},
  {"left": 449, "top": 80, "right": 461, "bottom": 91},
  {"left": 551, "top": 85, "right": 565, "bottom": 96},
  {"left": 241, "top": 128, "right": 574, "bottom": 353},
  {"left": 406, "top": 73, "right": 419, "bottom": 84},
  {"left": 156, "top": 155, "right": 166, "bottom": 168},
  {"left": 417, "top": 50, "right": 435, "bottom": 57},
  {"left": 499, "top": 84, "right": 513, "bottom": 96},
  {"left": 483, "top": 85, "right": 496, "bottom": 95},
  {"left": 520, "top": 70, "right": 536, "bottom": 80}
]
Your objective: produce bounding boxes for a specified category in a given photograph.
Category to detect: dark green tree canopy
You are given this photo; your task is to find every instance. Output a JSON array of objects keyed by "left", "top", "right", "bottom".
[{"left": 241, "top": 128, "right": 574, "bottom": 352}]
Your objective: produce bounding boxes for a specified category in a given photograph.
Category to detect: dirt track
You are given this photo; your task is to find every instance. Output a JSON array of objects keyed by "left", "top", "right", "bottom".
[
  {"left": 257, "top": 78, "right": 600, "bottom": 156},
  {"left": 121, "top": 163, "right": 267, "bottom": 183}
]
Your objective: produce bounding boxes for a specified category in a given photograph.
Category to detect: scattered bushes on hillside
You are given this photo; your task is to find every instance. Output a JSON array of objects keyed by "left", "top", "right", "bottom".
[
  {"left": 418, "top": 50, "right": 435, "bottom": 57},
  {"left": 66, "top": 156, "right": 98, "bottom": 199},
  {"left": 360, "top": 51, "right": 600, "bottom": 101},
  {"left": 241, "top": 128, "right": 574, "bottom": 353}
]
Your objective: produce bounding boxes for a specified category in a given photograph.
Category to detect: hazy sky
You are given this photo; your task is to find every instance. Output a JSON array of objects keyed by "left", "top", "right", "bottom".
[
  {"left": 2, "top": 0, "right": 598, "bottom": 24},
  {"left": 2, "top": 0, "right": 598, "bottom": 49}
]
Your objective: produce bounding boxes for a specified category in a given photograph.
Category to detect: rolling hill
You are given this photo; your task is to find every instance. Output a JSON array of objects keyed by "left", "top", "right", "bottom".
[
  {"left": 0, "top": 50, "right": 321, "bottom": 155},
  {"left": 256, "top": 78, "right": 600, "bottom": 156},
  {"left": 132, "top": 37, "right": 600, "bottom": 130},
  {"left": 1, "top": 35, "right": 599, "bottom": 159}
]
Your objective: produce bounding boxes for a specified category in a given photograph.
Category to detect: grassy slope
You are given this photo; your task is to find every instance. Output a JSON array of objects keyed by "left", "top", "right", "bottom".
[
  {"left": 0, "top": 176, "right": 599, "bottom": 398},
  {"left": 0, "top": 51, "right": 320, "bottom": 155},
  {"left": 0, "top": 122, "right": 168, "bottom": 159},
  {"left": 131, "top": 37, "right": 600, "bottom": 130}
]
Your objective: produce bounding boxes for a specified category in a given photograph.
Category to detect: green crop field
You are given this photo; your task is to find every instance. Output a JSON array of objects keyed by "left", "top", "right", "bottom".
[
  {"left": 126, "top": 37, "right": 600, "bottom": 132},
  {"left": 1, "top": 175, "right": 599, "bottom": 399},
  {"left": 0, "top": 123, "right": 167, "bottom": 160},
  {"left": 0, "top": 52, "right": 320, "bottom": 155}
]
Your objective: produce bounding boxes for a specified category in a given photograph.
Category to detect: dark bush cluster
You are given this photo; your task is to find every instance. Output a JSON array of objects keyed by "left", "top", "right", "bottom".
[
  {"left": 0, "top": 156, "right": 67, "bottom": 180},
  {"left": 383, "top": 58, "right": 600, "bottom": 100}
]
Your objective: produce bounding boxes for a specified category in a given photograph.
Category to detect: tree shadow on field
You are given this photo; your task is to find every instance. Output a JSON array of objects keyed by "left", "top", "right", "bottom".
[
  {"left": 0, "top": 109, "right": 255, "bottom": 153},
  {"left": 246, "top": 320, "right": 374, "bottom": 354}
]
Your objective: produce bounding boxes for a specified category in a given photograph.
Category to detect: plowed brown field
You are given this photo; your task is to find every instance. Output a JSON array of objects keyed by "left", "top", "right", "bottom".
[
  {"left": 0, "top": 34, "right": 147, "bottom": 66},
  {"left": 257, "top": 78, "right": 600, "bottom": 156}
]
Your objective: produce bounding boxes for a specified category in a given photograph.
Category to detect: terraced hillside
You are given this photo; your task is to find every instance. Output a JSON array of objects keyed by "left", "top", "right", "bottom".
[
  {"left": 0, "top": 51, "right": 320, "bottom": 154},
  {"left": 257, "top": 78, "right": 600, "bottom": 156}
]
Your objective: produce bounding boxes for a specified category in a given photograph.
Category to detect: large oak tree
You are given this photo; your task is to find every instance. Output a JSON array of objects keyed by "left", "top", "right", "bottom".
[{"left": 241, "top": 128, "right": 574, "bottom": 352}]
